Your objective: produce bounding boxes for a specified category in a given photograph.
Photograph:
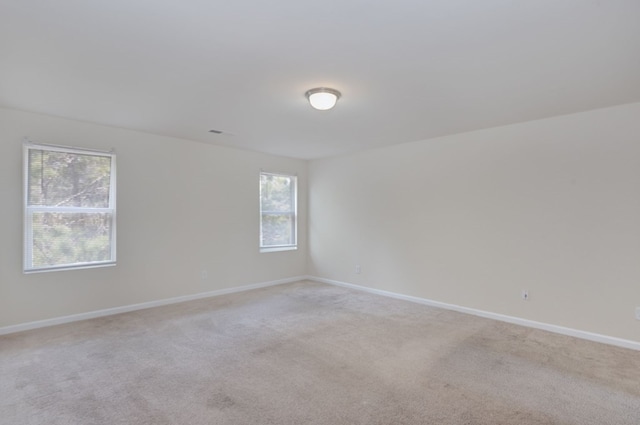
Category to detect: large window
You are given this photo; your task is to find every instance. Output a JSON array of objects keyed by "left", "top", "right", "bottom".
[
  {"left": 24, "top": 143, "right": 116, "bottom": 272},
  {"left": 260, "top": 171, "right": 297, "bottom": 252}
]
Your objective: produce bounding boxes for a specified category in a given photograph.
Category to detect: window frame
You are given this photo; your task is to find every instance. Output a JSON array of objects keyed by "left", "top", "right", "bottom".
[
  {"left": 23, "top": 142, "right": 117, "bottom": 273},
  {"left": 259, "top": 171, "right": 297, "bottom": 253}
]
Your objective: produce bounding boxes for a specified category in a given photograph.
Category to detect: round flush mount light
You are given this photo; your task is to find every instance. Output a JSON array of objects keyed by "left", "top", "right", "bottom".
[{"left": 305, "top": 87, "right": 341, "bottom": 110}]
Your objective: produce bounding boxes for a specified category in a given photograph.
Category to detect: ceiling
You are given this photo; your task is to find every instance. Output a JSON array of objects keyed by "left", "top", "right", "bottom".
[{"left": 1, "top": 1, "right": 639, "bottom": 160}]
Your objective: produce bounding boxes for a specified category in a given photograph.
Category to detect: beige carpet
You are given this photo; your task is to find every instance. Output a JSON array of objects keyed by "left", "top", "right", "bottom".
[{"left": 1, "top": 280, "right": 639, "bottom": 424}]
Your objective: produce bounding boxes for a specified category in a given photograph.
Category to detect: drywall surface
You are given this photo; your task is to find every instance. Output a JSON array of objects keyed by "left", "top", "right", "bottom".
[
  {"left": 309, "top": 103, "right": 640, "bottom": 343},
  {"left": 0, "top": 108, "right": 307, "bottom": 328}
]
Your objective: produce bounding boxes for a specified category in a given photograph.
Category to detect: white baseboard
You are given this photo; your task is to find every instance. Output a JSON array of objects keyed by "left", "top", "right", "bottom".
[
  {"left": 5, "top": 274, "right": 639, "bottom": 352},
  {"left": 306, "top": 275, "right": 640, "bottom": 352},
  {"left": 0, "top": 276, "right": 305, "bottom": 336}
]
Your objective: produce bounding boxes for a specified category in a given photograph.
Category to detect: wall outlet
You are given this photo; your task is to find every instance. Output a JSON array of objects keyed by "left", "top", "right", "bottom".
[
  {"left": 521, "top": 290, "right": 529, "bottom": 301},
  {"left": 201, "top": 270, "right": 208, "bottom": 280},
  {"left": 635, "top": 307, "right": 640, "bottom": 320},
  {"left": 355, "top": 265, "right": 361, "bottom": 274}
]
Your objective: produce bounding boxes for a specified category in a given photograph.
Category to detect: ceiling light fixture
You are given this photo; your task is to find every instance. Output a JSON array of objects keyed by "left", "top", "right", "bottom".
[{"left": 305, "top": 87, "right": 341, "bottom": 110}]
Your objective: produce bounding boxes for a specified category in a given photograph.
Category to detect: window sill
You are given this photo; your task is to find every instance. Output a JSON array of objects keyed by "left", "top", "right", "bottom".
[
  {"left": 24, "top": 261, "right": 116, "bottom": 274},
  {"left": 260, "top": 246, "right": 298, "bottom": 253}
]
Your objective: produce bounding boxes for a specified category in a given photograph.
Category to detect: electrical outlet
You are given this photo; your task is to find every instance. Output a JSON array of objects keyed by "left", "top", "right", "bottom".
[
  {"left": 521, "top": 290, "right": 529, "bottom": 301},
  {"left": 355, "top": 265, "right": 361, "bottom": 274},
  {"left": 201, "top": 270, "right": 208, "bottom": 280},
  {"left": 635, "top": 307, "right": 640, "bottom": 320}
]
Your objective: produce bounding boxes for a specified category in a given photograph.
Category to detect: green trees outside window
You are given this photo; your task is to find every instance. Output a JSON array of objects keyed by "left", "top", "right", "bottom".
[
  {"left": 260, "top": 172, "right": 297, "bottom": 250},
  {"left": 24, "top": 144, "right": 116, "bottom": 272}
]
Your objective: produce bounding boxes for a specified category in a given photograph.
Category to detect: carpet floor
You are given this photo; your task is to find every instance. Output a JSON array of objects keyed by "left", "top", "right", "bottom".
[{"left": 1, "top": 280, "right": 639, "bottom": 424}]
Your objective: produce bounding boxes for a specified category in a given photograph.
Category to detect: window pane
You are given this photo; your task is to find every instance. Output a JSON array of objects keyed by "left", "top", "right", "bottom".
[
  {"left": 28, "top": 149, "right": 112, "bottom": 208},
  {"left": 259, "top": 172, "right": 296, "bottom": 250},
  {"left": 260, "top": 174, "right": 293, "bottom": 212},
  {"left": 261, "top": 214, "right": 294, "bottom": 246},
  {"left": 31, "top": 212, "right": 113, "bottom": 268}
]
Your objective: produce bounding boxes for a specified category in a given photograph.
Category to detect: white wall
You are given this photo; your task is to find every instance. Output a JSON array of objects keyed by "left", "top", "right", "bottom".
[
  {"left": 309, "top": 103, "right": 640, "bottom": 343},
  {"left": 4, "top": 103, "right": 640, "bottom": 344},
  {"left": 0, "top": 108, "right": 307, "bottom": 328}
]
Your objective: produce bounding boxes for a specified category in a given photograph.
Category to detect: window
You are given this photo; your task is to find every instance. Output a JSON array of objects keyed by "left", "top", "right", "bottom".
[
  {"left": 260, "top": 172, "right": 297, "bottom": 252},
  {"left": 24, "top": 143, "right": 116, "bottom": 272}
]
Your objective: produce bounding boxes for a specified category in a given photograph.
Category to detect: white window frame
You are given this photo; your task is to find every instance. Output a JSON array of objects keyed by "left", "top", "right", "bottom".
[
  {"left": 259, "top": 171, "right": 297, "bottom": 253},
  {"left": 23, "top": 142, "right": 117, "bottom": 273}
]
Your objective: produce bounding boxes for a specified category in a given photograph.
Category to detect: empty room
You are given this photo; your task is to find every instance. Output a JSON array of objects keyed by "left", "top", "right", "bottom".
[{"left": 1, "top": 1, "right": 639, "bottom": 424}]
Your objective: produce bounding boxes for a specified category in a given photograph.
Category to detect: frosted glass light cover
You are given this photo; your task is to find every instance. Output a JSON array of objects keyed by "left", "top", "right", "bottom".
[
  {"left": 309, "top": 92, "right": 337, "bottom": 110},
  {"left": 305, "top": 88, "right": 341, "bottom": 110}
]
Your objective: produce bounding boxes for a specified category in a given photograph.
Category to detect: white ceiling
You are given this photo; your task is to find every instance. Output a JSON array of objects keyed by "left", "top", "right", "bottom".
[{"left": 1, "top": 1, "right": 639, "bottom": 159}]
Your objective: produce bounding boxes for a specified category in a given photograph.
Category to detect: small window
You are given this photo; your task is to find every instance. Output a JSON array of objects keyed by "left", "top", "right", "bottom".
[
  {"left": 260, "top": 172, "right": 297, "bottom": 252},
  {"left": 24, "top": 142, "right": 116, "bottom": 272}
]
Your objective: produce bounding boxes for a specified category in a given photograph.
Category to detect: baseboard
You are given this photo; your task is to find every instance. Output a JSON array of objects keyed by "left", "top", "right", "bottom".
[
  {"left": 0, "top": 276, "right": 305, "bottom": 336},
  {"left": 306, "top": 276, "right": 640, "bottom": 352},
  {"left": 6, "top": 275, "right": 638, "bottom": 351}
]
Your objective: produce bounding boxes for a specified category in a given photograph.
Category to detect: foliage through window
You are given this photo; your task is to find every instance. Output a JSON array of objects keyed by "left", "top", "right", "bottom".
[
  {"left": 260, "top": 172, "right": 297, "bottom": 251},
  {"left": 24, "top": 143, "right": 116, "bottom": 272}
]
